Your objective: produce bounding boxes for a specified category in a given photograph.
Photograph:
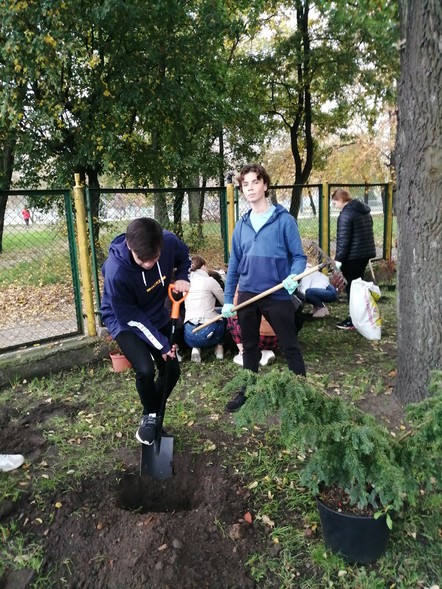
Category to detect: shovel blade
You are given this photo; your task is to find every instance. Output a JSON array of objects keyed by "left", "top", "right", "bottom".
[{"left": 140, "top": 435, "right": 174, "bottom": 479}]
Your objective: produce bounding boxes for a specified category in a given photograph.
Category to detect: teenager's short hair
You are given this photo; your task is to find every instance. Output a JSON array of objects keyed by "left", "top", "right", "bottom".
[
  {"left": 190, "top": 255, "right": 206, "bottom": 271},
  {"left": 237, "top": 163, "right": 271, "bottom": 198},
  {"left": 331, "top": 188, "right": 351, "bottom": 203},
  {"left": 125, "top": 218, "right": 163, "bottom": 261}
]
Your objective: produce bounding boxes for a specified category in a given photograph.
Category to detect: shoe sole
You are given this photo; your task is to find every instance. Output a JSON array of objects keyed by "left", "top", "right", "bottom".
[{"left": 336, "top": 325, "right": 355, "bottom": 330}]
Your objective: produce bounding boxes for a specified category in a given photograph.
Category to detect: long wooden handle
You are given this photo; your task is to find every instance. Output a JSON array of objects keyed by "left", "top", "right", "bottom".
[{"left": 191, "top": 263, "right": 325, "bottom": 333}]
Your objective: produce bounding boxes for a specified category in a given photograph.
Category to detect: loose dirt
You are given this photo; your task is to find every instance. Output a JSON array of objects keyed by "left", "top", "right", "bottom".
[{"left": 0, "top": 401, "right": 266, "bottom": 589}]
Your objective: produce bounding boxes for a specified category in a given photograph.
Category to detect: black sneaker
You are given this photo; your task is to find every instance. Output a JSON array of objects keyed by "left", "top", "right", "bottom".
[
  {"left": 136, "top": 413, "right": 157, "bottom": 445},
  {"left": 225, "top": 391, "right": 247, "bottom": 413},
  {"left": 336, "top": 318, "right": 356, "bottom": 331}
]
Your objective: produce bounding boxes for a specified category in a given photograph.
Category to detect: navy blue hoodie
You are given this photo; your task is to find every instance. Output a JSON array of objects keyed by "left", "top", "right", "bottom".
[{"left": 100, "top": 231, "right": 190, "bottom": 353}]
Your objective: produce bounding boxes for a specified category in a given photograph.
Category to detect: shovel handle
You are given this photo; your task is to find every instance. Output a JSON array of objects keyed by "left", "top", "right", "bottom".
[
  {"left": 191, "top": 263, "right": 326, "bottom": 333},
  {"left": 168, "top": 283, "right": 188, "bottom": 320}
]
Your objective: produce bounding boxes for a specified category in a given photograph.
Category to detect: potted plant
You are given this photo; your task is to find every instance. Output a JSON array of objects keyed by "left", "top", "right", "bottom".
[
  {"left": 105, "top": 337, "right": 132, "bottom": 372},
  {"left": 229, "top": 369, "right": 442, "bottom": 563}
]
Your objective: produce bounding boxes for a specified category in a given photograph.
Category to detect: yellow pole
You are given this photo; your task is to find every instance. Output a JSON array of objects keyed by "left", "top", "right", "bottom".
[
  {"left": 73, "top": 174, "right": 97, "bottom": 337},
  {"left": 321, "top": 182, "right": 330, "bottom": 257},
  {"left": 384, "top": 182, "right": 394, "bottom": 260},
  {"left": 226, "top": 183, "right": 235, "bottom": 255}
]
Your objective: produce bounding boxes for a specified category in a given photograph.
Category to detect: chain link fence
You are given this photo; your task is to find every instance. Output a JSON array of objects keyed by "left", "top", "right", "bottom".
[
  {"left": 87, "top": 187, "right": 228, "bottom": 322},
  {"left": 1, "top": 182, "right": 395, "bottom": 352},
  {"left": 0, "top": 190, "right": 82, "bottom": 352}
]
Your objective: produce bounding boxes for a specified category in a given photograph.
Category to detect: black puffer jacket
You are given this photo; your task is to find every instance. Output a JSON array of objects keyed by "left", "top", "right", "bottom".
[{"left": 335, "top": 199, "right": 376, "bottom": 262}]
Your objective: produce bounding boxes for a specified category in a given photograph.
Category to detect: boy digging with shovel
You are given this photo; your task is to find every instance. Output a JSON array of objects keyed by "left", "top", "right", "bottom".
[{"left": 101, "top": 218, "right": 190, "bottom": 445}]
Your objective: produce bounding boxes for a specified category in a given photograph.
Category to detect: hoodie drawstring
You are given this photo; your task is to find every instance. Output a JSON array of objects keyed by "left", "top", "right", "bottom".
[{"left": 157, "top": 261, "right": 165, "bottom": 286}]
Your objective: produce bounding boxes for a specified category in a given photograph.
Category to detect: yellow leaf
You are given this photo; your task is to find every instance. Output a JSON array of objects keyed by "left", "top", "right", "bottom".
[
  {"left": 261, "top": 514, "right": 275, "bottom": 528},
  {"left": 54, "top": 502, "right": 62, "bottom": 509},
  {"left": 248, "top": 481, "right": 258, "bottom": 490}
]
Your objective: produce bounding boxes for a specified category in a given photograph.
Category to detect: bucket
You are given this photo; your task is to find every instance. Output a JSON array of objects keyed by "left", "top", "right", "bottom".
[
  {"left": 316, "top": 498, "right": 390, "bottom": 564},
  {"left": 109, "top": 352, "right": 132, "bottom": 372}
]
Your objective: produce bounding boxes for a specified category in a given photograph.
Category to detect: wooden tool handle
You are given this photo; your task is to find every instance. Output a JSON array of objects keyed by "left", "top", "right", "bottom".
[{"left": 191, "top": 263, "right": 325, "bottom": 333}]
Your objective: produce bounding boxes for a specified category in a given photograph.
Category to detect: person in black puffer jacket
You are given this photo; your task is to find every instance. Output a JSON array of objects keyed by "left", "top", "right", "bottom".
[{"left": 332, "top": 188, "right": 376, "bottom": 330}]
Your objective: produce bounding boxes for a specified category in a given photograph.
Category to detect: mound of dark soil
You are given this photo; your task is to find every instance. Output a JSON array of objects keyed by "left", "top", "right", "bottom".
[{"left": 0, "top": 402, "right": 266, "bottom": 589}]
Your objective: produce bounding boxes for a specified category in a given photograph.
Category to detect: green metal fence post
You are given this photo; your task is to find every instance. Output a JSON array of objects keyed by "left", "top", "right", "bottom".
[
  {"left": 226, "top": 183, "right": 235, "bottom": 259},
  {"left": 220, "top": 187, "right": 228, "bottom": 263},
  {"left": 383, "top": 182, "right": 394, "bottom": 260},
  {"left": 85, "top": 187, "right": 103, "bottom": 325},
  {"left": 319, "top": 182, "right": 330, "bottom": 255},
  {"left": 64, "top": 190, "right": 84, "bottom": 333}
]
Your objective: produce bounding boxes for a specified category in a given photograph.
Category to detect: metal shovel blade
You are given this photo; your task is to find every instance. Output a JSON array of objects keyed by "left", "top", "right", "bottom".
[{"left": 140, "top": 434, "right": 174, "bottom": 479}]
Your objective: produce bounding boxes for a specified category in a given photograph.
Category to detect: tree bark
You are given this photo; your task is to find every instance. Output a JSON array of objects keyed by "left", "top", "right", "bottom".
[
  {"left": 289, "top": 0, "right": 313, "bottom": 219},
  {"left": 86, "top": 167, "right": 106, "bottom": 265},
  {"left": 395, "top": 0, "right": 442, "bottom": 403},
  {"left": 0, "top": 138, "right": 16, "bottom": 254}
]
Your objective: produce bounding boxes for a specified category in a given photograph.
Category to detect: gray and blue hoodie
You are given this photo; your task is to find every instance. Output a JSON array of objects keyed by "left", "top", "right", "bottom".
[
  {"left": 100, "top": 231, "right": 190, "bottom": 354},
  {"left": 224, "top": 204, "right": 306, "bottom": 303}
]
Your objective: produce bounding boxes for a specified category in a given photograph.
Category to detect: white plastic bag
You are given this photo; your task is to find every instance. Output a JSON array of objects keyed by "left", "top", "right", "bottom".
[{"left": 349, "top": 278, "right": 382, "bottom": 340}]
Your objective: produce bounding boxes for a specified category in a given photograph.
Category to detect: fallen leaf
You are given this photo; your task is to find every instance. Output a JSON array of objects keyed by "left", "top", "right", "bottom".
[
  {"left": 158, "top": 543, "right": 168, "bottom": 551},
  {"left": 261, "top": 514, "right": 275, "bottom": 528},
  {"left": 243, "top": 512, "right": 253, "bottom": 524},
  {"left": 54, "top": 502, "right": 62, "bottom": 509}
]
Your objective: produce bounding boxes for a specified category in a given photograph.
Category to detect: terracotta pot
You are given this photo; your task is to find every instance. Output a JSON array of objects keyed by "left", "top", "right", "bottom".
[{"left": 109, "top": 351, "right": 132, "bottom": 372}]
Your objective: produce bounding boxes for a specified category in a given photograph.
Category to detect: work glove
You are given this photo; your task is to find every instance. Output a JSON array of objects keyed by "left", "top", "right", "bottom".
[
  {"left": 335, "top": 260, "right": 342, "bottom": 271},
  {"left": 221, "top": 303, "right": 237, "bottom": 318},
  {"left": 282, "top": 274, "right": 299, "bottom": 295}
]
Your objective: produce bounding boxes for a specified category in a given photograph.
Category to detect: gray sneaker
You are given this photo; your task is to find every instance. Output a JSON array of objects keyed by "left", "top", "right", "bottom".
[{"left": 136, "top": 414, "right": 157, "bottom": 445}]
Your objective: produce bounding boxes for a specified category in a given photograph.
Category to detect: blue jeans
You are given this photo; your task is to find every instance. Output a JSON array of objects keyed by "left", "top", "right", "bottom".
[
  {"left": 184, "top": 318, "right": 226, "bottom": 349},
  {"left": 305, "top": 284, "right": 338, "bottom": 307}
]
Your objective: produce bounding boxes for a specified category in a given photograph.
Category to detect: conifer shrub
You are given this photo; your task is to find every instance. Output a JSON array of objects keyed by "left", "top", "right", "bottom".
[{"left": 230, "top": 369, "right": 442, "bottom": 513}]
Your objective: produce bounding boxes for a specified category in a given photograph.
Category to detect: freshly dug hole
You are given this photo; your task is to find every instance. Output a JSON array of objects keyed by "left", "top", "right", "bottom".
[{"left": 117, "top": 452, "right": 216, "bottom": 513}]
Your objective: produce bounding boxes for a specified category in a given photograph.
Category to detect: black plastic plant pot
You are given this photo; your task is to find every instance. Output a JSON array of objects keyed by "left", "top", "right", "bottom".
[{"left": 316, "top": 498, "right": 390, "bottom": 564}]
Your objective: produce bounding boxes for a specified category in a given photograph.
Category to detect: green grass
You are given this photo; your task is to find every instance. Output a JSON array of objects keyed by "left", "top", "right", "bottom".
[
  {"left": 0, "top": 292, "right": 440, "bottom": 588},
  {"left": 2, "top": 225, "right": 64, "bottom": 253},
  {"left": 0, "top": 253, "right": 72, "bottom": 287},
  {"left": 0, "top": 224, "right": 72, "bottom": 287}
]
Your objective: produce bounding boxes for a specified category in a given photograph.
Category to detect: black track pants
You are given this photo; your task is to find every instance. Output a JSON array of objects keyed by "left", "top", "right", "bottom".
[{"left": 237, "top": 292, "right": 306, "bottom": 376}]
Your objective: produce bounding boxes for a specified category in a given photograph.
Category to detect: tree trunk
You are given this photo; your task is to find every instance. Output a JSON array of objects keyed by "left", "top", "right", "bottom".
[
  {"left": 86, "top": 167, "right": 106, "bottom": 265},
  {"left": 154, "top": 193, "right": 170, "bottom": 228},
  {"left": 0, "top": 138, "right": 16, "bottom": 254},
  {"left": 395, "top": 0, "right": 442, "bottom": 403},
  {"left": 172, "top": 177, "right": 185, "bottom": 238},
  {"left": 289, "top": 0, "right": 313, "bottom": 219}
]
